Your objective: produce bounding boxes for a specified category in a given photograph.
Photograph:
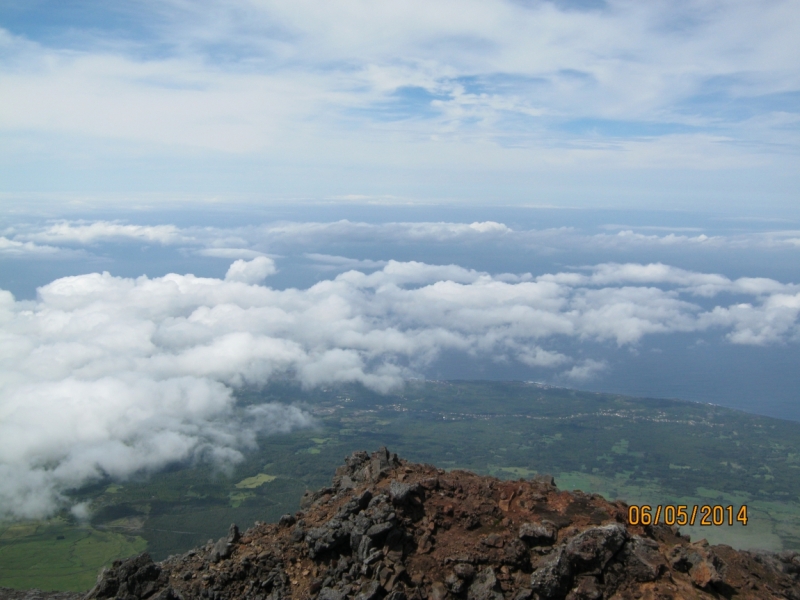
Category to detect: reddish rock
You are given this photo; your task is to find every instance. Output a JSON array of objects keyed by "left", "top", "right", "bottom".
[{"left": 80, "top": 448, "right": 799, "bottom": 600}]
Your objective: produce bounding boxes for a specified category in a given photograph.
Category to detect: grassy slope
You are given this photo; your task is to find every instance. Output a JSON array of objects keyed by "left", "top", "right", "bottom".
[{"left": 0, "top": 519, "right": 146, "bottom": 591}]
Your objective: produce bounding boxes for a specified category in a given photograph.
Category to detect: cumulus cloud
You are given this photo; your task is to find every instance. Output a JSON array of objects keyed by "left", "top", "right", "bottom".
[
  {"left": 0, "top": 374, "right": 310, "bottom": 519},
  {"left": 225, "top": 256, "right": 278, "bottom": 283},
  {"left": 1, "top": 258, "right": 799, "bottom": 518},
  {"left": 561, "top": 359, "right": 608, "bottom": 383}
]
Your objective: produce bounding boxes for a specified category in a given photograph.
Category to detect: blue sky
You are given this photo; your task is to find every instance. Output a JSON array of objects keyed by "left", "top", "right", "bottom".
[{"left": 2, "top": 0, "right": 799, "bottom": 211}]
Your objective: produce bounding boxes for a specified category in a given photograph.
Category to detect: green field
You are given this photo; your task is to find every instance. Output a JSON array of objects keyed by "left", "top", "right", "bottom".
[
  {"left": 3, "top": 380, "right": 800, "bottom": 591},
  {"left": 0, "top": 518, "right": 146, "bottom": 591}
]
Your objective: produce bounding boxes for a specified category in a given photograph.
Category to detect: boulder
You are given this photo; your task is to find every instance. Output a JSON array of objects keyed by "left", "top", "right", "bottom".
[
  {"left": 467, "top": 567, "right": 503, "bottom": 600},
  {"left": 518, "top": 521, "right": 558, "bottom": 546}
]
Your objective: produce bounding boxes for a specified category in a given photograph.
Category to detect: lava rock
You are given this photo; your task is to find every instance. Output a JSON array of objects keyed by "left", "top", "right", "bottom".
[
  {"left": 518, "top": 521, "right": 558, "bottom": 546},
  {"left": 467, "top": 567, "right": 503, "bottom": 600},
  {"left": 71, "top": 449, "right": 800, "bottom": 600}
]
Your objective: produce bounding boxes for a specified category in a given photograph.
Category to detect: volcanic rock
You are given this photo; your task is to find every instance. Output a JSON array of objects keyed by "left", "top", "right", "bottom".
[{"left": 81, "top": 447, "right": 799, "bottom": 600}]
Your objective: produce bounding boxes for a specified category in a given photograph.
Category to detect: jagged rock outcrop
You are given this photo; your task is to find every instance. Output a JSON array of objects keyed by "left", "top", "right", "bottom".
[{"left": 82, "top": 448, "right": 799, "bottom": 600}]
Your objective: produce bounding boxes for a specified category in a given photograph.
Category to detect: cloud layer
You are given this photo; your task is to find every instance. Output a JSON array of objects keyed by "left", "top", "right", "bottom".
[
  {"left": 8, "top": 218, "right": 800, "bottom": 262},
  {"left": 2, "top": 257, "right": 800, "bottom": 518},
  {"left": 26, "top": 221, "right": 186, "bottom": 245}
]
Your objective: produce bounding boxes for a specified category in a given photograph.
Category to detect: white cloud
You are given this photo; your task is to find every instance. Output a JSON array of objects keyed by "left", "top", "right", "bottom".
[
  {"left": 2, "top": 0, "right": 798, "bottom": 179},
  {"left": 25, "top": 221, "right": 186, "bottom": 245},
  {"left": 1, "top": 258, "right": 799, "bottom": 518},
  {"left": 0, "top": 236, "right": 65, "bottom": 256},
  {"left": 224, "top": 256, "right": 277, "bottom": 283},
  {"left": 0, "top": 219, "right": 517, "bottom": 261},
  {"left": 539, "top": 262, "right": 800, "bottom": 301},
  {"left": 306, "top": 254, "right": 389, "bottom": 270},
  {"left": 467, "top": 221, "right": 511, "bottom": 234},
  {"left": 600, "top": 230, "right": 717, "bottom": 246},
  {"left": 7, "top": 219, "right": 800, "bottom": 270},
  {"left": 257, "top": 220, "right": 800, "bottom": 254},
  {"left": 263, "top": 220, "right": 514, "bottom": 244},
  {"left": 513, "top": 345, "right": 569, "bottom": 368},
  {"left": 198, "top": 248, "right": 267, "bottom": 259},
  {"left": 561, "top": 359, "right": 608, "bottom": 382},
  {"left": 702, "top": 293, "right": 800, "bottom": 345}
]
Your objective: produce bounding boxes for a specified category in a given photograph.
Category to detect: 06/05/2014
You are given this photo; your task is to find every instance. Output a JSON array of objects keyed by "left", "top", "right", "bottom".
[{"left": 627, "top": 504, "right": 748, "bottom": 527}]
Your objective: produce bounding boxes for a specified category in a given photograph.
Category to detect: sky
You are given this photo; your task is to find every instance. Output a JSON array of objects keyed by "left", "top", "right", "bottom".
[
  {"left": 1, "top": 0, "right": 800, "bottom": 209},
  {"left": 1, "top": 1, "right": 800, "bottom": 520}
]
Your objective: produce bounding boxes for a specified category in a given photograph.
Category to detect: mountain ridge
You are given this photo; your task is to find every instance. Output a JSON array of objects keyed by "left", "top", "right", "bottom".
[{"left": 5, "top": 448, "right": 799, "bottom": 600}]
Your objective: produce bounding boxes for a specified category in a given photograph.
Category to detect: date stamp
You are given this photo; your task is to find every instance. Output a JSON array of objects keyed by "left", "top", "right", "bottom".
[{"left": 627, "top": 504, "right": 748, "bottom": 527}]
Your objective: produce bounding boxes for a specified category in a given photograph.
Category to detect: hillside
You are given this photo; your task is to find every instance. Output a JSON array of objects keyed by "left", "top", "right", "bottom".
[
  {"left": 25, "top": 447, "right": 796, "bottom": 600},
  {"left": 4, "top": 382, "right": 800, "bottom": 593}
]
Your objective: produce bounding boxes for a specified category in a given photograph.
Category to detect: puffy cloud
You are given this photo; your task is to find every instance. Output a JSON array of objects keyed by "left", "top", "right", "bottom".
[
  {"left": 562, "top": 359, "right": 608, "bottom": 383},
  {"left": 0, "top": 369, "right": 313, "bottom": 519},
  {"left": 702, "top": 293, "right": 800, "bottom": 345},
  {"left": 225, "top": 256, "right": 278, "bottom": 283},
  {"left": 2, "top": 258, "right": 799, "bottom": 519}
]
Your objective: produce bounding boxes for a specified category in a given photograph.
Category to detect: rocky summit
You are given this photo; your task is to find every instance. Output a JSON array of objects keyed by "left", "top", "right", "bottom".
[{"left": 33, "top": 448, "right": 800, "bottom": 600}]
